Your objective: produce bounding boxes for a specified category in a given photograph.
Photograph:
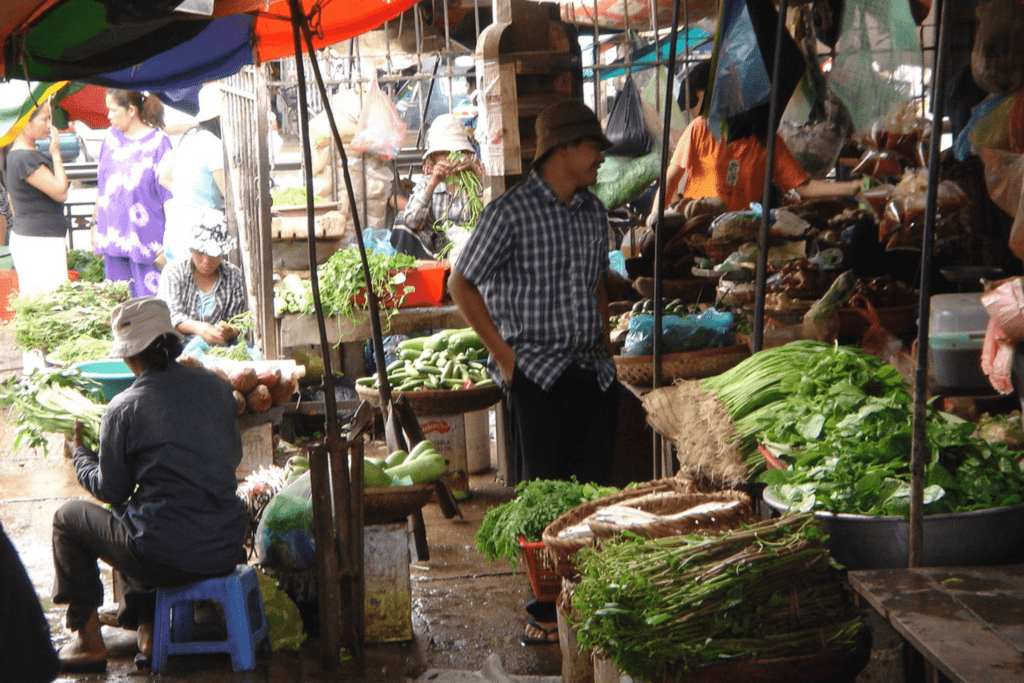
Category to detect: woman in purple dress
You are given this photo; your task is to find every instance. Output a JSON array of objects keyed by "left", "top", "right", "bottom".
[{"left": 94, "top": 90, "right": 172, "bottom": 297}]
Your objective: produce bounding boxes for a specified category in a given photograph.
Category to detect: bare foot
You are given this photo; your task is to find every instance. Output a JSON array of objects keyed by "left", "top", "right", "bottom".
[
  {"left": 137, "top": 622, "right": 154, "bottom": 658},
  {"left": 58, "top": 612, "right": 107, "bottom": 668}
]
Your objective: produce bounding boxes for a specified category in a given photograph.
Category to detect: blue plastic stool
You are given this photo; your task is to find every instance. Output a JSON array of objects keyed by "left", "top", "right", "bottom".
[{"left": 151, "top": 566, "right": 270, "bottom": 673}]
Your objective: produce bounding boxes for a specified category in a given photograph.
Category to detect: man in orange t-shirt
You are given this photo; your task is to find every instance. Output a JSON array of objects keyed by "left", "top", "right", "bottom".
[{"left": 658, "top": 116, "right": 862, "bottom": 214}]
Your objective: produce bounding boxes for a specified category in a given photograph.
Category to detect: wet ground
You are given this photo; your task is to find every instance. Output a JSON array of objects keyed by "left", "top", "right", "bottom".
[{"left": 0, "top": 328, "right": 562, "bottom": 683}]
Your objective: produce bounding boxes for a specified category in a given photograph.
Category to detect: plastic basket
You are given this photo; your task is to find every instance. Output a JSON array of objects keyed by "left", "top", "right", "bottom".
[
  {"left": 351, "top": 261, "right": 449, "bottom": 309},
  {"left": 518, "top": 536, "right": 560, "bottom": 603}
]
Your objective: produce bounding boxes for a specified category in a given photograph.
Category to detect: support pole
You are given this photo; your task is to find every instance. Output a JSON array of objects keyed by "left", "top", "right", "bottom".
[{"left": 910, "top": 0, "right": 952, "bottom": 568}]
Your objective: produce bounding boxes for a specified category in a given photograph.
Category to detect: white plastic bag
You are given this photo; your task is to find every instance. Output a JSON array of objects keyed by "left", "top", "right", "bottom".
[{"left": 350, "top": 75, "right": 407, "bottom": 161}]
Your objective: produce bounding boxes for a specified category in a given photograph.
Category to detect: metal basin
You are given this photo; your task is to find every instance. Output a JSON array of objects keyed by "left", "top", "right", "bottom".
[{"left": 762, "top": 490, "right": 1024, "bottom": 569}]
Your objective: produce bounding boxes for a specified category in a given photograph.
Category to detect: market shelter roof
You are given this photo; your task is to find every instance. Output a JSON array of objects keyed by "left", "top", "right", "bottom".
[{"left": 2, "top": 0, "right": 420, "bottom": 90}]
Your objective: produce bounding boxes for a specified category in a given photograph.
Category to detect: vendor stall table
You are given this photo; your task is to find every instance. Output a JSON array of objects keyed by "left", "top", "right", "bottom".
[{"left": 847, "top": 565, "right": 1024, "bottom": 683}]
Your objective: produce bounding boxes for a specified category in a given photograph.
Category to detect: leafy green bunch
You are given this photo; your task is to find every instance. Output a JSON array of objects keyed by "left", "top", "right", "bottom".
[
  {"left": 433, "top": 150, "right": 484, "bottom": 257},
  {"left": 10, "top": 279, "right": 131, "bottom": 352},
  {"left": 474, "top": 478, "right": 617, "bottom": 568},
  {"left": 0, "top": 367, "right": 105, "bottom": 451}
]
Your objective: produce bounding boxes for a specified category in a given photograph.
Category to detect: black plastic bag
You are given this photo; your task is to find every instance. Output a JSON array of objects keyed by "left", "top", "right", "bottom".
[{"left": 604, "top": 75, "right": 651, "bottom": 157}]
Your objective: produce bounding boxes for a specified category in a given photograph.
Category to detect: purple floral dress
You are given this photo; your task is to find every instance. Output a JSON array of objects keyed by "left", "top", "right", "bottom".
[{"left": 95, "top": 128, "right": 172, "bottom": 297}]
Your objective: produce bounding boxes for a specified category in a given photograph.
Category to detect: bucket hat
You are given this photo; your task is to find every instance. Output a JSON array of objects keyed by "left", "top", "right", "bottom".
[
  {"left": 533, "top": 101, "right": 611, "bottom": 163},
  {"left": 196, "top": 82, "right": 222, "bottom": 122},
  {"left": 190, "top": 209, "right": 236, "bottom": 258},
  {"left": 110, "top": 297, "right": 181, "bottom": 359},
  {"left": 424, "top": 114, "right": 475, "bottom": 159}
]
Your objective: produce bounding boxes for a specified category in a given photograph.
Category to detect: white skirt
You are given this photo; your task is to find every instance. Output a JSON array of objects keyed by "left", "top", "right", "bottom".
[{"left": 9, "top": 232, "right": 69, "bottom": 298}]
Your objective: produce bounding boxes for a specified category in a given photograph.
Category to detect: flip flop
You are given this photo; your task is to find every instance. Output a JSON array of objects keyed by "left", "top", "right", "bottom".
[
  {"left": 134, "top": 652, "right": 152, "bottom": 669},
  {"left": 525, "top": 599, "right": 557, "bottom": 623},
  {"left": 519, "top": 617, "right": 558, "bottom": 646}
]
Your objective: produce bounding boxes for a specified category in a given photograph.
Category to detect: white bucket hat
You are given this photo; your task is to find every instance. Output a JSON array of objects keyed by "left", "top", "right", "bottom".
[
  {"left": 190, "top": 209, "right": 236, "bottom": 257},
  {"left": 109, "top": 297, "right": 182, "bottom": 359},
  {"left": 196, "top": 82, "right": 222, "bottom": 122},
  {"left": 424, "top": 113, "right": 475, "bottom": 159}
]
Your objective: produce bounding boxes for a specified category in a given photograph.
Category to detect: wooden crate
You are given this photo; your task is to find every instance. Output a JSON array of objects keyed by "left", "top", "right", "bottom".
[
  {"left": 271, "top": 210, "right": 346, "bottom": 240},
  {"left": 237, "top": 422, "right": 273, "bottom": 480}
]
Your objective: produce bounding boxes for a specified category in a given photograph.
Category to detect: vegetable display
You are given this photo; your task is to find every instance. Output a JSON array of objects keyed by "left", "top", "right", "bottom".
[
  {"left": 700, "top": 341, "right": 1024, "bottom": 516},
  {"left": 571, "top": 513, "right": 864, "bottom": 681},
  {"left": 281, "top": 440, "right": 448, "bottom": 488},
  {"left": 475, "top": 478, "right": 618, "bottom": 568},
  {"left": 271, "top": 186, "right": 324, "bottom": 206},
  {"left": 10, "top": 280, "right": 131, "bottom": 352},
  {"left": 273, "top": 249, "right": 417, "bottom": 323},
  {"left": 0, "top": 368, "right": 105, "bottom": 451},
  {"left": 356, "top": 328, "right": 491, "bottom": 391},
  {"left": 66, "top": 250, "right": 105, "bottom": 283}
]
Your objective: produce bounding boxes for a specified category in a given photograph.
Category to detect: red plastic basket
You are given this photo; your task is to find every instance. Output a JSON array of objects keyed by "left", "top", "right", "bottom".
[
  {"left": 518, "top": 536, "right": 561, "bottom": 603},
  {"left": 351, "top": 261, "right": 449, "bottom": 309},
  {"left": 0, "top": 270, "right": 80, "bottom": 324}
]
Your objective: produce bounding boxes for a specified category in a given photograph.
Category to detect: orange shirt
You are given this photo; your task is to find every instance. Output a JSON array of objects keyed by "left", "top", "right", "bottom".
[{"left": 673, "top": 117, "right": 810, "bottom": 212}]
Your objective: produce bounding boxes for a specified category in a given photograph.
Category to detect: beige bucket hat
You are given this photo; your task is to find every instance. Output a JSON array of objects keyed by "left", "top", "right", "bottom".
[{"left": 109, "top": 297, "right": 182, "bottom": 359}]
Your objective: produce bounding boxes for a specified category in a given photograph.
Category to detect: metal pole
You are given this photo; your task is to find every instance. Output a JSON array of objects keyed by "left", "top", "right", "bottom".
[
  {"left": 651, "top": 0, "right": 682, "bottom": 478},
  {"left": 910, "top": 0, "right": 952, "bottom": 569},
  {"left": 754, "top": 0, "right": 789, "bottom": 354}
]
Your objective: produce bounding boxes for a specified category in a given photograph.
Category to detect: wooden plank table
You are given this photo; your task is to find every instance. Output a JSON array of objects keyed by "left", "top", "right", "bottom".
[{"left": 847, "top": 565, "right": 1024, "bottom": 683}]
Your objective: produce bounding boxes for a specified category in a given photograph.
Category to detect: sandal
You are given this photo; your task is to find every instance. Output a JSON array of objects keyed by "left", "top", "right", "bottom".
[{"left": 519, "top": 617, "right": 558, "bottom": 646}]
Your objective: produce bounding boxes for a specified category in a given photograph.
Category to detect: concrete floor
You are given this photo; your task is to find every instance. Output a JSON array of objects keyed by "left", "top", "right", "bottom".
[{"left": 0, "top": 327, "right": 562, "bottom": 683}]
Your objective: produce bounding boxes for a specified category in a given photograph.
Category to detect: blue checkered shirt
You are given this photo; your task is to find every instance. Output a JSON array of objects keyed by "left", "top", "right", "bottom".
[{"left": 454, "top": 170, "right": 614, "bottom": 392}]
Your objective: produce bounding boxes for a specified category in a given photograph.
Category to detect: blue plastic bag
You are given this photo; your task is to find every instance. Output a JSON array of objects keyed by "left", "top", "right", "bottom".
[
  {"left": 363, "top": 227, "right": 396, "bottom": 256},
  {"left": 622, "top": 309, "right": 735, "bottom": 356}
]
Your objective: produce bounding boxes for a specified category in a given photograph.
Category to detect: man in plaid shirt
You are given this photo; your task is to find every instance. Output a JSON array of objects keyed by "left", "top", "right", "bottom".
[{"left": 450, "top": 102, "right": 619, "bottom": 486}]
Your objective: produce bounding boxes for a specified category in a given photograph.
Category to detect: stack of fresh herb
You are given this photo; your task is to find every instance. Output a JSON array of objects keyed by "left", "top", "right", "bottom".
[
  {"left": 700, "top": 340, "right": 1024, "bottom": 516},
  {"left": 0, "top": 368, "right": 105, "bottom": 451},
  {"left": 273, "top": 248, "right": 416, "bottom": 323},
  {"left": 10, "top": 279, "right": 131, "bottom": 354},
  {"left": 571, "top": 514, "right": 864, "bottom": 680},
  {"left": 475, "top": 478, "right": 618, "bottom": 569}
]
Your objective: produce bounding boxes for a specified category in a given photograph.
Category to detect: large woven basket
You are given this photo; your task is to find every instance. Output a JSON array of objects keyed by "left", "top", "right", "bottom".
[
  {"left": 542, "top": 480, "right": 753, "bottom": 578},
  {"left": 614, "top": 344, "right": 750, "bottom": 386},
  {"left": 355, "top": 382, "right": 502, "bottom": 415}
]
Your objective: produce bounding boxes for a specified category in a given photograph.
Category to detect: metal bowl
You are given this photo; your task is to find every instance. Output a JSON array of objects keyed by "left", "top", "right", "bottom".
[{"left": 762, "top": 490, "right": 1024, "bottom": 569}]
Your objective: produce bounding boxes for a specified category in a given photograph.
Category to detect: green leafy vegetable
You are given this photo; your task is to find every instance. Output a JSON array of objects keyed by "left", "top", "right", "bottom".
[
  {"left": 0, "top": 367, "right": 105, "bottom": 451},
  {"left": 51, "top": 337, "right": 114, "bottom": 364},
  {"left": 10, "top": 280, "right": 131, "bottom": 353},
  {"left": 433, "top": 150, "right": 484, "bottom": 258},
  {"left": 271, "top": 186, "right": 324, "bottom": 207},
  {"left": 701, "top": 341, "right": 1024, "bottom": 516},
  {"left": 474, "top": 478, "right": 617, "bottom": 568},
  {"left": 66, "top": 250, "right": 105, "bottom": 283},
  {"left": 571, "top": 514, "right": 864, "bottom": 680}
]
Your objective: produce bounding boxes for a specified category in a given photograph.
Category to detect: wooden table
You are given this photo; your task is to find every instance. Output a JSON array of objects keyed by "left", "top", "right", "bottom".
[{"left": 847, "top": 565, "right": 1024, "bottom": 683}]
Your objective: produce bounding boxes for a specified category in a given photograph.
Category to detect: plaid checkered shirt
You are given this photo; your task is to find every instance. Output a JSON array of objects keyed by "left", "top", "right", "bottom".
[{"left": 454, "top": 169, "right": 614, "bottom": 392}]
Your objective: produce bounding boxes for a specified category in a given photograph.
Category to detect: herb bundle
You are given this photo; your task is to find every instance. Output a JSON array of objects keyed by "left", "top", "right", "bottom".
[
  {"left": 433, "top": 150, "right": 484, "bottom": 258},
  {"left": 571, "top": 514, "right": 864, "bottom": 680},
  {"left": 0, "top": 368, "right": 105, "bottom": 451},
  {"left": 273, "top": 249, "right": 416, "bottom": 325},
  {"left": 700, "top": 341, "right": 1024, "bottom": 516},
  {"left": 10, "top": 280, "right": 131, "bottom": 352},
  {"left": 475, "top": 478, "right": 617, "bottom": 568}
]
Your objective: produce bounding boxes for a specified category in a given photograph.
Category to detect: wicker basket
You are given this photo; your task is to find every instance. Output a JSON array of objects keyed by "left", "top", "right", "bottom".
[
  {"left": 614, "top": 344, "right": 750, "bottom": 386},
  {"left": 355, "top": 382, "right": 503, "bottom": 415},
  {"left": 541, "top": 478, "right": 699, "bottom": 576}
]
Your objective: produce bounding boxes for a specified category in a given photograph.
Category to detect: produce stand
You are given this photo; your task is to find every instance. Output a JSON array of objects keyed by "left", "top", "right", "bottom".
[{"left": 848, "top": 565, "right": 1024, "bottom": 683}]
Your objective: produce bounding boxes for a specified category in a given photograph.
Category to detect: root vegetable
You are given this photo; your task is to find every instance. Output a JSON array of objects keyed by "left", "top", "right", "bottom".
[
  {"left": 230, "top": 367, "right": 258, "bottom": 393},
  {"left": 246, "top": 384, "right": 272, "bottom": 412},
  {"left": 269, "top": 375, "right": 296, "bottom": 404},
  {"left": 256, "top": 367, "right": 281, "bottom": 388},
  {"left": 233, "top": 390, "right": 247, "bottom": 415}
]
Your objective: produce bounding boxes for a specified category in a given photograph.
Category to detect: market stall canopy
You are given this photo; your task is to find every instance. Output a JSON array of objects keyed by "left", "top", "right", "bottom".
[
  {"left": 2, "top": 0, "right": 420, "bottom": 90},
  {"left": 0, "top": 80, "right": 110, "bottom": 145}
]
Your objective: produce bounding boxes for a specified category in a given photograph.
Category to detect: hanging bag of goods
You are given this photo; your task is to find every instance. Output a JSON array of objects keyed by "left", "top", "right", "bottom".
[
  {"left": 603, "top": 74, "right": 651, "bottom": 157},
  {"left": 971, "top": 0, "right": 1024, "bottom": 95},
  {"left": 350, "top": 74, "right": 408, "bottom": 161}
]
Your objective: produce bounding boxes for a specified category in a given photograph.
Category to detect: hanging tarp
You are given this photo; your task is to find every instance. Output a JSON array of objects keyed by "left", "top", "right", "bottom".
[
  {"left": 596, "top": 29, "right": 713, "bottom": 81},
  {"left": 534, "top": 0, "right": 717, "bottom": 31},
  {"left": 0, "top": 80, "right": 85, "bottom": 146},
  {"left": 2, "top": 0, "right": 420, "bottom": 90}
]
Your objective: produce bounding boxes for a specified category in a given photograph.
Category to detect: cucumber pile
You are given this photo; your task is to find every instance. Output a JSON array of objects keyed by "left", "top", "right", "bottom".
[
  {"left": 357, "top": 328, "right": 492, "bottom": 392},
  {"left": 365, "top": 440, "right": 448, "bottom": 487},
  {"left": 281, "top": 439, "right": 448, "bottom": 488}
]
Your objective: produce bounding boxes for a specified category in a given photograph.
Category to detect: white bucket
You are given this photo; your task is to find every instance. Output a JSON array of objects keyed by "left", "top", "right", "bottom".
[
  {"left": 418, "top": 413, "right": 468, "bottom": 499},
  {"left": 465, "top": 408, "right": 491, "bottom": 474}
]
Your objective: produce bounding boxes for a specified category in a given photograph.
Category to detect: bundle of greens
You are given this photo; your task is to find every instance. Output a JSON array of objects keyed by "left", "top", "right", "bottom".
[
  {"left": 66, "top": 250, "right": 105, "bottom": 283},
  {"left": 50, "top": 337, "right": 115, "bottom": 365},
  {"left": 0, "top": 368, "right": 105, "bottom": 451},
  {"left": 272, "top": 249, "right": 416, "bottom": 325},
  {"left": 433, "top": 150, "right": 484, "bottom": 257},
  {"left": 203, "top": 312, "right": 257, "bottom": 361},
  {"left": 571, "top": 514, "right": 864, "bottom": 680},
  {"left": 10, "top": 280, "right": 131, "bottom": 352},
  {"left": 475, "top": 478, "right": 618, "bottom": 568},
  {"left": 700, "top": 341, "right": 1024, "bottom": 516}
]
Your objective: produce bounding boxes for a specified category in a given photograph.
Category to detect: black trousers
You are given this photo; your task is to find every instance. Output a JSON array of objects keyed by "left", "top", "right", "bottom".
[
  {"left": 507, "top": 365, "right": 619, "bottom": 486},
  {"left": 1, "top": 521, "right": 59, "bottom": 682},
  {"left": 51, "top": 500, "right": 219, "bottom": 631}
]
